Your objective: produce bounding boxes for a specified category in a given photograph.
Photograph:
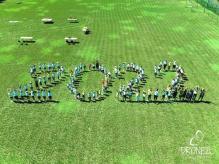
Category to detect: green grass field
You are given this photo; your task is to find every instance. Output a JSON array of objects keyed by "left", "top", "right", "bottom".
[{"left": 0, "top": 0, "right": 219, "bottom": 163}]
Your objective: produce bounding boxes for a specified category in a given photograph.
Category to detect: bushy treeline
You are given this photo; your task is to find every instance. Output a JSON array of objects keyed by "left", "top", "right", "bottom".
[{"left": 196, "top": 0, "right": 219, "bottom": 14}]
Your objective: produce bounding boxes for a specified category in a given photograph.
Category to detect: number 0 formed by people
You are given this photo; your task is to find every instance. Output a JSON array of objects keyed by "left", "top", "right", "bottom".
[{"left": 8, "top": 60, "right": 206, "bottom": 104}]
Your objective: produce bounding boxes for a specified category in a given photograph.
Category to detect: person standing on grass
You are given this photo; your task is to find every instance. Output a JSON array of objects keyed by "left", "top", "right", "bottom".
[
  {"left": 52, "top": 72, "right": 55, "bottom": 82},
  {"left": 51, "top": 63, "right": 55, "bottom": 71},
  {"left": 38, "top": 77, "right": 42, "bottom": 86},
  {"left": 189, "top": 89, "right": 194, "bottom": 102},
  {"left": 93, "top": 91, "right": 97, "bottom": 101},
  {"left": 34, "top": 76, "right": 39, "bottom": 89},
  {"left": 154, "top": 89, "right": 159, "bottom": 101},
  {"left": 168, "top": 62, "right": 171, "bottom": 71},
  {"left": 135, "top": 78, "right": 139, "bottom": 87},
  {"left": 157, "top": 65, "right": 161, "bottom": 75},
  {"left": 48, "top": 90, "right": 52, "bottom": 100},
  {"left": 56, "top": 62, "right": 60, "bottom": 70},
  {"left": 39, "top": 64, "right": 42, "bottom": 73},
  {"left": 25, "top": 90, "right": 29, "bottom": 100},
  {"left": 183, "top": 88, "right": 187, "bottom": 101},
  {"left": 81, "top": 91, "right": 85, "bottom": 101},
  {"left": 47, "top": 73, "right": 51, "bottom": 84},
  {"left": 185, "top": 90, "right": 191, "bottom": 102},
  {"left": 42, "top": 90, "right": 46, "bottom": 101},
  {"left": 159, "top": 61, "right": 163, "bottom": 69},
  {"left": 114, "top": 66, "right": 119, "bottom": 78},
  {"left": 136, "top": 91, "right": 140, "bottom": 102},
  {"left": 96, "top": 60, "right": 100, "bottom": 70},
  {"left": 129, "top": 91, "right": 133, "bottom": 102},
  {"left": 92, "top": 64, "right": 95, "bottom": 70},
  {"left": 96, "top": 90, "right": 100, "bottom": 100},
  {"left": 154, "top": 65, "right": 157, "bottom": 77},
  {"left": 19, "top": 87, "right": 24, "bottom": 99},
  {"left": 37, "top": 90, "right": 41, "bottom": 101},
  {"left": 122, "top": 90, "right": 126, "bottom": 102},
  {"left": 61, "top": 66, "right": 65, "bottom": 75},
  {"left": 24, "top": 84, "right": 28, "bottom": 91},
  {"left": 42, "top": 63, "right": 46, "bottom": 72},
  {"left": 148, "top": 89, "right": 152, "bottom": 102},
  {"left": 116, "top": 90, "right": 120, "bottom": 101},
  {"left": 48, "top": 63, "right": 51, "bottom": 72},
  {"left": 30, "top": 90, "right": 35, "bottom": 101},
  {"left": 88, "top": 93, "right": 91, "bottom": 102},
  {"left": 29, "top": 81, "right": 33, "bottom": 90},
  {"left": 142, "top": 90, "right": 146, "bottom": 102},
  {"left": 198, "top": 88, "right": 205, "bottom": 101},
  {"left": 30, "top": 66, "right": 34, "bottom": 77},
  {"left": 8, "top": 90, "right": 13, "bottom": 100},
  {"left": 88, "top": 64, "right": 92, "bottom": 71},
  {"left": 166, "top": 87, "right": 171, "bottom": 101},
  {"left": 98, "top": 90, "right": 102, "bottom": 98},
  {"left": 161, "top": 89, "right": 166, "bottom": 101},
  {"left": 57, "top": 70, "right": 61, "bottom": 80},
  {"left": 13, "top": 89, "right": 18, "bottom": 101},
  {"left": 163, "top": 60, "right": 167, "bottom": 71},
  {"left": 179, "top": 88, "right": 184, "bottom": 101},
  {"left": 43, "top": 76, "right": 47, "bottom": 86},
  {"left": 173, "top": 61, "right": 177, "bottom": 70},
  {"left": 192, "top": 89, "right": 197, "bottom": 102},
  {"left": 83, "top": 64, "right": 86, "bottom": 71},
  {"left": 172, "top": 88, "right": 177, "bottom": 101}
]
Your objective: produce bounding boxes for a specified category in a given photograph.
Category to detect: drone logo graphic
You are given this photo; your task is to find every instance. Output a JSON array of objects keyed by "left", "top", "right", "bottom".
[
  {"left": 179, "top": 130, "right": 213, "bottom": 156},
  {"left": 189, "top": 130, "right": 204, "bottom": 146}
]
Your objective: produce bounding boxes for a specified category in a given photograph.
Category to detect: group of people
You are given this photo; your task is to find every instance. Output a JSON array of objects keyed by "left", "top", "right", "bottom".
[
  {"left": 8, "top": 85, "right": 52, "bottom": 103},
  {"left": 30, "top": 63, "right": 66, "bottom": 89},
  {"left": 113, "top": 63, "right": 145, "bottom": 81},
  {"left": 154, "top": 60, "right": 184, "bottom": 77},
  {"left": 8, "top": 62, "right": 66, "bottom": 103},
  {"left": 115, "top": 60, "right": 206, "bottom": 103},
  {"left": 29, "top": 62, "right": 62, "bottom": 76},
  {"left": 67, "top": 61, "right": 112, "bottom": 102},
  {"left": 117, "top": 85, "right": 205, "bottom": 102},
  {"left": 116, "top": 63, "right": 146, "bottom": 101},
  {"left": 154, "top": 60, "right": 186, "bottom": 92},
  {"left": 78, "top": 90, "right": 103, "bottom": 102},
  {"left": 158, "top": 60, "right": 185, "bottom": 87},
  {"left": 8, "top": 60, "right": 207, "bottom": 103}
]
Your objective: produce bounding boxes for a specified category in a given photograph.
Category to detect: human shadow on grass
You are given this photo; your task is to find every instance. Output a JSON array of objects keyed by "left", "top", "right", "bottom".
[
  {"left": 79, "top": 97, "right": 106, "bottom": 103},
  {"left": 68, "top": 70, "right": 114, "bottom": 102},
  {"left": 66, "top": 41, "right": 80, "bottom": 45},
  {"left": 84, "top": 31, "right": 91, "bottom": 35},
  {"left": 117, "top": 75, "right": 125, "bottom": 80},
  {"left": 155, "top": 72, "right": 166, "bottom": 79},
  {"left": 74, "top": 88, "right": 112, "bottom": 103},
  {"left": 41, "top": 79, "right": 66, "bottom": 89},
  {"left": 13, "top": 99, "right": 59, "bottom": 104},
  {"left": 18, "top": 41, "right": 36, "bottom": 46},
  {"left": 35, "top": 73, "right": 68, "bottom": 89},
  {"left": 75, "top": 90, "right": 111, "bottom": 103},
  {"left": 119, "top": 100, "right": 211, "bottom": 104},
  {"left": 44, "top": 21, "right": 54, "bottom": 24}
]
